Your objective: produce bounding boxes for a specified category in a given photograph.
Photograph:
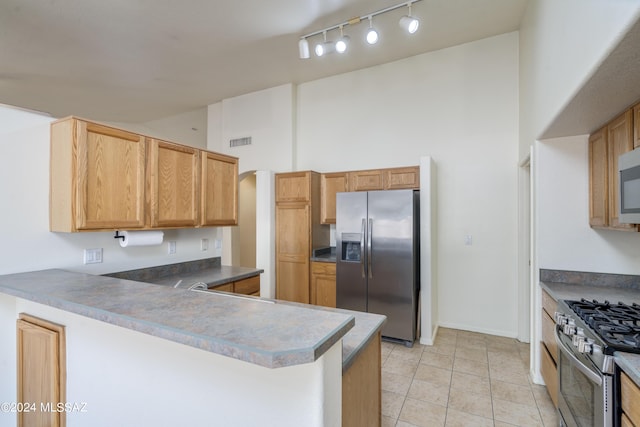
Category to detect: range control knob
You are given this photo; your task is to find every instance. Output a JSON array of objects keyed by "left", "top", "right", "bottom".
[
  {"left": 579, "top": 338, "right": 594, "bottom": 354},
  {"left": 563, "top": 323, "right": 576, "bottom": 335},
  {"left": 572, "top": 331, "right": 585, "bottom": 347},
  {"left": 554, "top": 312, "right": 568, "bottom": 324}
]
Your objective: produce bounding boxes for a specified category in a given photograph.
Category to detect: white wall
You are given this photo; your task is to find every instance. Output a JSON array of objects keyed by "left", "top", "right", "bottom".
[
  {"left": 114, "top": 107, "right": 208, "bottom": 149},
  {"left": 0, "top": 105, "right": 222, "bottom": 276},
  {"left": 208, "top": 84, "right": 295, "bottom": 174},
  {"left": 518, "top": 0, "right": 640, "bottom": 158},
  {"left": 210, "top": 33, "right": 520, "bottom": 338},
  {"left": 536, "top": 136, "right": 640, "bottom": 274}
]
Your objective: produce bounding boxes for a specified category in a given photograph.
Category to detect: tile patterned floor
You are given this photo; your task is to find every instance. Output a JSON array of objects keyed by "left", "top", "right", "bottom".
[{"left": 381, "top": 328, "right": 558, "bottom": 427}]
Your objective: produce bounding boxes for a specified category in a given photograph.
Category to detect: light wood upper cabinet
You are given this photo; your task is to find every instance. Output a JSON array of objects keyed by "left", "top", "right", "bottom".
[
  {"left": 17, "top": 314, "right": 66, "bottom": 427},
  {"left": 348, "top": 169, "right": 384, "bottom": 191},
  {"left": 589, "top": 108, "right": 639, "bottom": 231},
  {"left": 201, "top": 151, "right": 238, "bottom": 226},
  {"left": 384, "top": 166, "right": 420, "bottom": 190},
  {"left": 348, "top": 166, "right": 420, "bottom": 192},
  {"left": 320, "top": 172, "right": 347, "bottom": 224},
  {"left": 276, "top": 172, "right": 312, "bottom": 202},
  {"left": 607, "top": 110, "right": 636, "bottom": 230},
  {"left": 51, "top": 117, "right": 146, "bottom": 232},
  {"left": 50, "top": 116, "right": 238, "bottom": 231},
  {"left": 148, "top": 139, "right": 199, "bottom": 228},
  {"left": 589, "top": 127, "right": 609, "bottom": 228}
]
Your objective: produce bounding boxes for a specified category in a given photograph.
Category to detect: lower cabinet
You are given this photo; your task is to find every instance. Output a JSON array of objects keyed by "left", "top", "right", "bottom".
[
  {"left": 208, "top": 275, "right": 260, "bottom": 296},
  {"left": 540, "top": 289, "right": 558, "bottom": 407},
  {"left": 621, "top": 371, "right": 640, "bottom": 426},
  {"left": 16, "top": 313, "right": 66, "bottom": 427},
  {"left": 310, "top": 262, "right": 336, "bottom": 308},
  {"left": 343, "top": 332, "right": 381, "bottom": 426}
]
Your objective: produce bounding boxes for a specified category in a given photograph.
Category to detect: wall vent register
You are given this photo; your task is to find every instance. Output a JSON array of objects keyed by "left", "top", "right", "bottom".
[{"left": 229, "top": 137, "right": 252, "bottom": 148}]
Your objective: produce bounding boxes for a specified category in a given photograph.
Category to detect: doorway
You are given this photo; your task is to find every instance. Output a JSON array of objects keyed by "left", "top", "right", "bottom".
[
  {"left": 518, "top": 154, "right": 532, "bottom": 343},
  {"left": 231, "top": 172, "right": 256, "bottom": 268}
]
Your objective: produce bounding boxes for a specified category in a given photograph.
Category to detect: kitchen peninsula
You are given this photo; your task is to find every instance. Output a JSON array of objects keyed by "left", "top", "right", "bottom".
[{"left": 0, "top": 269, "right": 385, "bottom": 427}]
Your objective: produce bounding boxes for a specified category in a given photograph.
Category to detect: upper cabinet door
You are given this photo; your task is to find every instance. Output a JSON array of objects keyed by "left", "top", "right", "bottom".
[
  {"left": 589, "top": 127, "right": 608, "bottom": 228},
  {"left": 320, "top": 172, "right": 347, "bottom": 224},
  {"left": 348, "top": 170, "right": 384, "bottom": 192},
  {"left": 276, "top": 172, "right": 312, "bottom": 203},
  {"left": 384, "top": 166, "right": 420, "bottom": 190},
  {"left": 607, "top": 110, "right": 636, "bottom": 230},
  {"left": 201, "top": 151, "right": 238, "bottom": 226},
  {"left": 74, "top": 120, "right": 146, "bottom": 230},
  {"left": 148, "top": 139, "right": 199, "bottom": 228}
]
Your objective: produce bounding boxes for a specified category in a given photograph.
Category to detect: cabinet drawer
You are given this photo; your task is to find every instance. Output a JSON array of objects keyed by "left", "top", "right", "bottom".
[
  {"left": 540, "top": 345, "right": 558, "bottom": 407},
  {"left": 541, "top": 289, "right": 557, "bottom": 317},
  {"left": 541, "top": 310, "right": 558, "bottom": 363},
  {"left": 311, "top": 262, "right": 336, "bottom": 276},
  {"left": 621, "top": 371, "right": 640, "bottom": 425},
  {"left": 210, "top": 283, "right": 233, "bottom": 292},
  {"left": 234, "top": 275, "right": 260, "bottom": 295}
]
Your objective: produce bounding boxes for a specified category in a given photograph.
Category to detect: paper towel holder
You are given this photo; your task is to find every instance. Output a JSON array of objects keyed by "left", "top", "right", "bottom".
[{"left": 114, "top": 231, "right": 125, "bottom": 241}]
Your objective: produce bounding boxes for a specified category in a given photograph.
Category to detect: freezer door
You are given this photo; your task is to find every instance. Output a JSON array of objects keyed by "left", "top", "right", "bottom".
[
  {"left": 367, "top": 190, "right": 418, "bottom": 342},
  {"left": 336, "top": 191, "right": 368, "bottom": 312}
]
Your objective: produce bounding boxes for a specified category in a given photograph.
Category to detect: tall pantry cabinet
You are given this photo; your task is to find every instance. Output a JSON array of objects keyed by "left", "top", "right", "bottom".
[{"left": 275, "top": 171, "right": 329, "bottom": 303}]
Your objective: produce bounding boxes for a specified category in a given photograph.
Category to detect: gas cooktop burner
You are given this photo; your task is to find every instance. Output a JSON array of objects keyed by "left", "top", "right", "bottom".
[{"left": 566, "top": 299, "right": 640, "bottom": 354}]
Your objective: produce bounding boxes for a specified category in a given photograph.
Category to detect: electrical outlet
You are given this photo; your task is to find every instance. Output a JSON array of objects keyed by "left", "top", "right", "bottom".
[
  {"left": 214, "top": 239, "right": 222, "bottom": 249},
  {"left": 84, "top": 248, "right": 103, "bottom": 264},
  {"left": 168, "top": 241, "right": 176, "bottom": 254},
  {"left": 464, "top": 235, "right": 473, "bottom": 246},
  {"left": 201, "top": 238, "right": 209, "bottom": 251}
]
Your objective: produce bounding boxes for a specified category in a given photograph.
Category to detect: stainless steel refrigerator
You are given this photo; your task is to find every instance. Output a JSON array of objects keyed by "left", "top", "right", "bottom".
[{"left": 336, "top": 189, "right": 420, "bottom": 345}]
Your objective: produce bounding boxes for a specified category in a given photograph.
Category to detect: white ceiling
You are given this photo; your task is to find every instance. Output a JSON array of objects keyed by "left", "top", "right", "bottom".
[{"left": 0, "top": 0, "right": 528, "bottom": 123}]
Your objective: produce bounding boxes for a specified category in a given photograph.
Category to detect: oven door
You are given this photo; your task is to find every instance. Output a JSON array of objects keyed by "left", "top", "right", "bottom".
[{"left": 555, "top": 327, "right": 612, "bottom": 427}]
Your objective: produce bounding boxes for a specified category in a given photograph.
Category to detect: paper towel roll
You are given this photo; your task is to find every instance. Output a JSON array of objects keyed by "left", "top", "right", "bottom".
[{"left": 118, "top": 231, "right": 164, "bottom": 248}]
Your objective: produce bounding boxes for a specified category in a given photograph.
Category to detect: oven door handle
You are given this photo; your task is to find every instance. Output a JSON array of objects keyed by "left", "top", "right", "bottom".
[{"left": 554, "top": 326, "right": 603, "bottom": 386}]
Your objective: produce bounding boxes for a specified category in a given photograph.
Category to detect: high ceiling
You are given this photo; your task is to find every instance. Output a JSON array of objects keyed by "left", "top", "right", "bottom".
[{"left": 0, "top": 0, "right": 528, "bottom": 123}]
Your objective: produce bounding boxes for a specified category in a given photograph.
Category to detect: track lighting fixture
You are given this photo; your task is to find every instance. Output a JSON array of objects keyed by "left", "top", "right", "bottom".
[
  {"left": 335, "top": 26, "right": 350, "bottom": 54},
  {"left": 366, "top": 16, "right": 379, "bottom": 45},
  {"left": 399, "top": 3, "right": 419, "bottom": 34},
  {"left": 298, "top": 38, "right": 310, "bottom": 59},
  {"left": 314, "top": 31, "right": 335, "bottom": 57},
  {"left": 297, "top": 0, "right": 421, "bottom": 59}
]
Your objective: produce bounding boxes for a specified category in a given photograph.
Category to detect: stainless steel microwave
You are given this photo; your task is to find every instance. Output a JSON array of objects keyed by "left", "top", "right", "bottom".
[{"left": 619, "top": 147, "right": 640, "bottom": 224}]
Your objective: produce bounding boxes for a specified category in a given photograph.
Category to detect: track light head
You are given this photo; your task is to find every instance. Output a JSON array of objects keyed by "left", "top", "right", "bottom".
[
  {"left": 298, "top": 38, "right": 310, "bottom": 59},
  {"left": 366, "top": 16, "right": 378, "bottom": 45},
  {"left": 315, "top": 41, "right": 336, "bottom": 56},
  {"left": 336, "top": 26, "right": 350, "bottom": 53},
  {"left": 399, "top": 15, "right": 419, "bottom": 33},
  {"left": 399, "top": 3, "right": 419, "bottom": 34}
]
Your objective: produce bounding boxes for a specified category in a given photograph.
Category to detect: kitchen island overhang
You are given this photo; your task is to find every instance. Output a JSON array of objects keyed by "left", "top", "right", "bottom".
[{"left": 0, "top": 269, "right": 386, "bottom": 426}]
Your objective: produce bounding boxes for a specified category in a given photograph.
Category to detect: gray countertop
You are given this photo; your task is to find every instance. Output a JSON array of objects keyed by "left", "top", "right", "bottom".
[
  {"left": 311, "top": 247, "right": 336, "bottom": 263},
  {"left": 0, "top": 269, "right": 354, "bottom": 369},
  {"left": 540, "top": 280, "right": 640, "bottom": 386},
  {"left": 151, "top": 265, "right": 263, "bottom": 288}
]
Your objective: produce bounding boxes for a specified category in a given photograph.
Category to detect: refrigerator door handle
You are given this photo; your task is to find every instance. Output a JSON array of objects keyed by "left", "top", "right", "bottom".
[
  {"left": 368, "top": 218, "right": 373, "bottom": 279},
  {"left": 360, "top": 218, "right": 366, "bottom": 279}
]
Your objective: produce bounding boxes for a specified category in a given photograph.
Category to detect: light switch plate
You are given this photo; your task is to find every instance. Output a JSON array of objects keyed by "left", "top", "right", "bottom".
[
  {"left": 201, "top": 238, "right": 209, "bottom": 251},
  {"left": 168, "top": 241, "right": 176, "bottom": 254}
]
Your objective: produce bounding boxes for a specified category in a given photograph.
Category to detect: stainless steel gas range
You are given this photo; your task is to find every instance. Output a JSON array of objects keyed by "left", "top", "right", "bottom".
[{"left": 554, "top": 299, "right": 640, "bottom": 427}]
